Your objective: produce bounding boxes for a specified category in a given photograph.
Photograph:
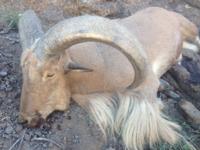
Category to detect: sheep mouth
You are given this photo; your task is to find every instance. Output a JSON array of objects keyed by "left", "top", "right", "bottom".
[{"left": 18, "top": 112, "right": 45, "bottom": 128}]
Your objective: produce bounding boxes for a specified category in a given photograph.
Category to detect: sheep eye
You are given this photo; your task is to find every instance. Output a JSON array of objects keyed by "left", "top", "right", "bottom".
[{"left": 46, "top": 73, "right": 54, "bottom": 78}]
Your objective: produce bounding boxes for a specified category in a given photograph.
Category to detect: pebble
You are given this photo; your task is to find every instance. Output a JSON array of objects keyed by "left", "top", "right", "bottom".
[
  {"left": 35, "top": 131, "right": 42, "bottom": 137},
  {"left": 0, "top": 84, "right": 6, "bottom": 91},
  {"left": 67, "top": 115, "right": 72, "bottom": 120},
  {"left": 63, "top": 136, "right": 68, "bottom": 144},
  {"left": 49, "top": 143, "right": 54, "bottom": 147},
  {"left": 22, "top": 143, "right": 31, "bottom": 150},
  {"left": 15, "top": 125, "right": 23, "bottom": 132},
  {"left": 13, "top": 134, "right": 19, "bottom": 138},
  {"left": 0, "top": 70, "right": 7, "bottom": 77},
  {"left": 72, "top": 135, "right": 80, "bottom": 144},
  {"left": 42, "top": 143, "right": 48, "bottom": 148},
  {"left": 0, "top": 122, "right": 7, "bottom": 128},
  {"left": 0, "top": 91, "right": 6, "bottom": 98},
  {"left": 5, "top": 86, "right": 13, "bottom": 92},
  {"left": 25, "top": 134, "right": 31, "bottom": 141},
  {"left": 7, "top": 99, "right": 12, "bottom": 103},
  {"left": 2, "top": 134, "right": 9, "bottom": 139},
  {"left": 158, "top": 93, "right": 167, "bottom": 100},
  {"left": 5, "top": 126, "right": 13, "bottom": 134},
  {"left": 185, "top": 4, "right": 191, "bottom": 9}
]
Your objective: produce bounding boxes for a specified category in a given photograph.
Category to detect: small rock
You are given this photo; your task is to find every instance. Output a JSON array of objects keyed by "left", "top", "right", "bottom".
[
  {"left": 5, "top": 85, "right": 13, "bottom": 92},
  {"left": 5, "top": 126, "right": 13, "bottom": 134},
  {"left": 0, "top": 91, "right": 6, "bottom": 98},
  {"left": 0, "top": 21, "right": 7, "bottom": 30},
  {"left": 67, "top": 115, "right": 71, "bottom": 120},
  {"left": 0, "top": 70, "right": 7, "bottom": 77},
  {"left": 72, "top": 135, "right": 80, "bottom": 144},
  {"left": 63, "top": 136, "right": 68, "bottom": 144},
  {"left": 15, "top": 125, "right": 23, "bottom": 132},
  {"left": 7, "top": 99, "right": 12, "bottom": 103},
  {"left": 42, "top": 143, "right": 47, "bottom": 148},
  {"left": 57, "top": 124, "right": 62, "bottom": 130},
  {"left": 184, "top": 4, "right": 191, "bottom": 9},
  {"left": 184, "top": 0, "right": 200, "bottom": 9},
  {"left": 158, "top": 93, "right": 167, "bottom": 100},
  {"left": 49, "top": 143, "right": 54, "bottom": 147},
  {"left": 13, "top": 134, "right": 19, "bottom": 138},
  {"left": 2, "top": 134, "right": 9, "bottom": 139},
  {"left": 0, "top": 141, "right": 3, "bottom": 146},
  {"left": 0, "top": 84, "right": 6, "bottom": 90},
  {"left": 35, "top": 131, "right": 42, "bottom": 137},
  {"left": 0, "top": 122, "right": 7, "bottom": 128},
  {"left": 21, "top": 142, "right": 31, "bottom": 150},
  {"left": 3, "top": 53, "right": 12, "bottom": 58}
]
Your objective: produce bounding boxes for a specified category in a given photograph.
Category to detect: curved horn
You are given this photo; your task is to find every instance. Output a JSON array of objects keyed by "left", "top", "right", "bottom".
[{"left": 33, "top": 15, "right": 149, "bottom": 88}]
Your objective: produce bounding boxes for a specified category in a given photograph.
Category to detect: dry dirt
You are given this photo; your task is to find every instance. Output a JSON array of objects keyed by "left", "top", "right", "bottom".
[{"left": 0, "top": 0, "right": 200, "bottom": 150}]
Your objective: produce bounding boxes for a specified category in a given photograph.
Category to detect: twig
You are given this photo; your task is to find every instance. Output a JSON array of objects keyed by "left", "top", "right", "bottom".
[
  {"left": 0, "top": 116, "right": 15, "bottom": 133},
  {"left": 191, "top": 130, "right": 200, "bottom": 134},
  {"left": 183, "top": 0, "right": 200, "bottom": 9},
  {"left": 8, "top": 138, "right": 21, "bottom": 150},
  {"left": 32, "top": 137, "right": 64, "bottom": 149},
  {"left": 0, "top": 35, "right": 19, "bottom": 43},
  {"left": 0, "top": 116, "right": 9, "bottom": 121},
  {"left": 32, "top": 144, "right": 40, "bottom": 150},
  {"left": 8, "top": 129, "right": 27, "bottom": 150},
  {"left": 0, "top": 28, "right": 11, "bottom": 35},
  {"left": 17, "top": 129, "right": 26, "bottom": 150}
]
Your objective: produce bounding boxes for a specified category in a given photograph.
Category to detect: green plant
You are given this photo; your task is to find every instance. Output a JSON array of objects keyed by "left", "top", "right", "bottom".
[
  {"left": 0, "top": 11, "right": 19, "bottom": 29},
  {"left": 151, "top": 135, "right": 198, "bottom": 150}
]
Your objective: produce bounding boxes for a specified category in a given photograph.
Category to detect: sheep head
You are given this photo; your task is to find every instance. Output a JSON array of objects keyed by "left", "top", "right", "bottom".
[{"left": 19, "top": 51, "right": 73, "bottom": 126}]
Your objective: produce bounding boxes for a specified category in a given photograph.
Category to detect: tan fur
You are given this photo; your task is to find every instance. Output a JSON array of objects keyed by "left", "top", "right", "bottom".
[{"left": 19, "top": 7, "right": 199, "bottom": 149}]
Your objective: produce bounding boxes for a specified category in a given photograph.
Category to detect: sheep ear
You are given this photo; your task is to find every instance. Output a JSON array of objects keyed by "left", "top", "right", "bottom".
[{"left": 66, "top": 62, "right": 93, "bottom": 72}]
